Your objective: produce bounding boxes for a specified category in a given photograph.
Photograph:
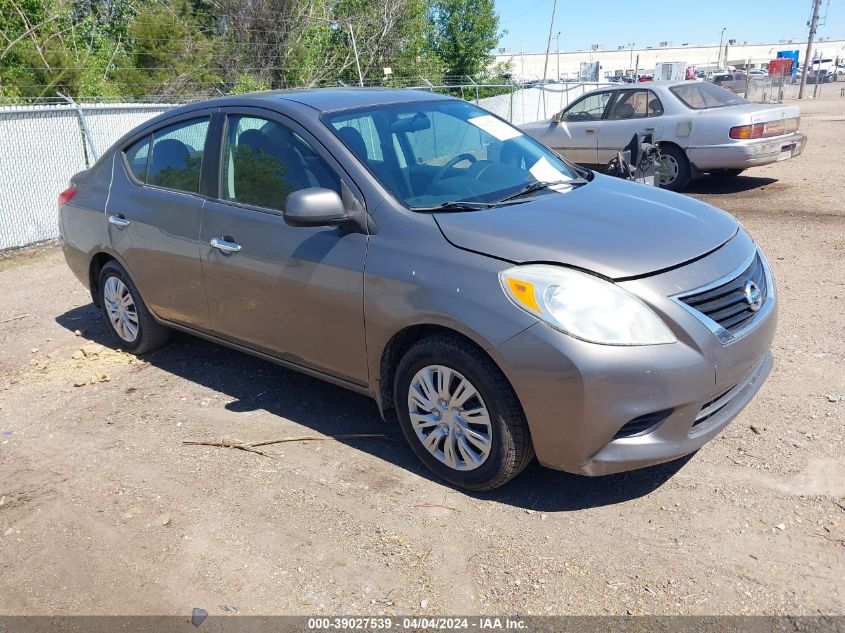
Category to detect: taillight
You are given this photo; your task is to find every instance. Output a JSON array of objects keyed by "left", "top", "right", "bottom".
[
  {"left": 58, "top": 186, "right": 77, "bottom": 208},
  {"left": 730, "top": 117, "right": 800, "bottom": 140}
]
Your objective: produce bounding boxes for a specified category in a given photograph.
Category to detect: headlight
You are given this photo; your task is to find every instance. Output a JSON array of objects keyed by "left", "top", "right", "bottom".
[{"left": 499, "top": 265, "right": 676, "bottom": 346}]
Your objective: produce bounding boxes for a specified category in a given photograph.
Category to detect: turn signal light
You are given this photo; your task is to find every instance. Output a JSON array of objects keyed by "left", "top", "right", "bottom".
[{"left": 730, "top": 117, "right": 799, "bottom": 140}]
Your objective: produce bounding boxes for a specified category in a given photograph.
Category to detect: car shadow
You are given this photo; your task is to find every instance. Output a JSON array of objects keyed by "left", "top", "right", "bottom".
[
  {"left": 685, "top": 175, "right": 778, "bottom": 194},
  {"left": 56, "top": 304, "right": 691, "bottom": 512}
]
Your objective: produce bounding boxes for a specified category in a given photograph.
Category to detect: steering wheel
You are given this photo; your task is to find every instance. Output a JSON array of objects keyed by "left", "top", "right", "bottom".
[{"left": 426, "top": 153, "right": 478, "bottom": 193}]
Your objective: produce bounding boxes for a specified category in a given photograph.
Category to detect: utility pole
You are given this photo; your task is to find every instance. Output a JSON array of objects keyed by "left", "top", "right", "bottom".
[
  {"left": 813, "top": 48, "right": 822, "bottom": 97},
  {"left": 628, "top": 43, "right": 635, "bottom": 75},
  {"left": 540, "top": 0, "right": 557, "bottom": 118},
  {"left": 718, "top": 27, "right": 726, "bottom": 68},
  {"left": 799, "top": 0, "right": 821, "bottom": 99}
]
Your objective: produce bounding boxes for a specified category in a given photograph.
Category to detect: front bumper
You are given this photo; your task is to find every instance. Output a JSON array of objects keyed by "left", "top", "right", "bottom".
[
  {"left": 686, "top": 131, "right": 806, "bottom": 171},
  {"left": 488, "top": 230, "right": 778, "bottom": 475}
]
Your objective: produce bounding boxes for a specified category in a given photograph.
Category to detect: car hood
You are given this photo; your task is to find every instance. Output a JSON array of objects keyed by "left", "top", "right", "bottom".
[{"left": 433, "top": 174, "right": 738, "bottom": 279}]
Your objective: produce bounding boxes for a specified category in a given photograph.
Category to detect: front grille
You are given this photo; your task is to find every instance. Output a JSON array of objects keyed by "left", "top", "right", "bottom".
[
  {"left": 679, "top": 253, "right": 767, "bottom": 335},
  {"left": 613, "top": 409, "right": 673, "bottom": 440}
]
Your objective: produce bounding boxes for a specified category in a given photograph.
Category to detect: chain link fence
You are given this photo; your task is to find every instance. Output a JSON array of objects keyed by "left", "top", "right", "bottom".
[{"left": 0, "top": 102, "right": 178, "bottom": 251}]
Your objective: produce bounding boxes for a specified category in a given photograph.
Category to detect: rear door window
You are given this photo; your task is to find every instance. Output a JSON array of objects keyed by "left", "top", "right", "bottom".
[
  {"left": 609, "top": 90, "right": 648, "bottom": 119},
  {"left": 147, "top": 118, "right": 210, "bottom": 193},
  {"left": 646, "top": 91, "right": 664, "bottom": 116}
]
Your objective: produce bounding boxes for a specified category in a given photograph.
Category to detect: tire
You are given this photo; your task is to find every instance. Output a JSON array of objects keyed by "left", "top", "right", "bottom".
[
  {"left": 393, "top": 334, "right": 534, "bottom": 491},
  {"left": 98, "top": 260, "right": 169, "bottom": 354},
  {"left": 657, "top": 144, "right": 690, "bottom": 192},
  {"left": 710, "top": 168, "right": 745, "bottom": 178}
]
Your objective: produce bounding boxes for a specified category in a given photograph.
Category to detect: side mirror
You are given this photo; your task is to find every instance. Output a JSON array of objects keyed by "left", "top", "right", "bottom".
[
  {"left": 283, "top": 188, "right": 347, "bottom": 228},
  {"left": 551, "top": 111, "right": 565, "bottom": 123}
]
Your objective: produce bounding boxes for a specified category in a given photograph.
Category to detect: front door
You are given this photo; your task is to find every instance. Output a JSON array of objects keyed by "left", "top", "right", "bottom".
[
  {"left": 107, "top": 114, "right": 213, "bottom": 329},
  {"left": 199, "top": 108, "right": 369, "bottom": 385},
  {"left": 539, "top": 91, "right": 614, "bottom": 164}
]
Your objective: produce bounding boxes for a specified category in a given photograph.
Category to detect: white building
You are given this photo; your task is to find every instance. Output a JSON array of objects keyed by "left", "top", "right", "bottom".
[{"left": 495, "top": 37, "right": 845, "bottom": 80}]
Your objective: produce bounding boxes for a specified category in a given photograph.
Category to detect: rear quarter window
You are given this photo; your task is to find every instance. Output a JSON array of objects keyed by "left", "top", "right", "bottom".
[{"left": 124, "top": 136, "right": 151, "bottom": 182}]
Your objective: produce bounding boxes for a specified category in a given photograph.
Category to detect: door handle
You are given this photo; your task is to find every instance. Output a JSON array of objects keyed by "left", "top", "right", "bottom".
[
  {"left": 108, "top": 214, "right": 130, "bottom": 228},
  {"left": 210, "top": 237, "right": 242, "bottom": 254},
  {"left": 644, "top": 127, "right": 656, "bottom": 132},
  {"left": 585, "top": 128, "right": 597, "bottom": 133}
]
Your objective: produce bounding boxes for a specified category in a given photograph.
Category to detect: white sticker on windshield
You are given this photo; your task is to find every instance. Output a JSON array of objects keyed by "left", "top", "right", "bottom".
[
  {"left": 528, "top": 156, "right": 571, "bottom": 185},
  {"left": 468, "top": 115, "right": 522, "bottom": 141}
]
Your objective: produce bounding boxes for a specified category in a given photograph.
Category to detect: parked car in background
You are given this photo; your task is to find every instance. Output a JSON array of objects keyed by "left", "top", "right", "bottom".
[
  {"left": 807, "top": 58, "right": 844, "bottom": 83},
  {"left": 747, "top": 69, "right": 767, "bottom": 77},
  {"left": 59, "top": 89, "right": 778, "bottom": 491},
  {"left": 520, "top": 80, "right": 806, "bottom": 191},
  {"left": 637, "top": 75, "right": 654, "bottom": 82},
  {"left": 712, "top": 71, "right": 748, "bottom": 93}
]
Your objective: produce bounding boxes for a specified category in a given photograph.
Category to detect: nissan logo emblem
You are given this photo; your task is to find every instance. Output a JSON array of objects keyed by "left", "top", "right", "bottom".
[{"left": 744, "top": 280, "right": 763, "bottom": 312}]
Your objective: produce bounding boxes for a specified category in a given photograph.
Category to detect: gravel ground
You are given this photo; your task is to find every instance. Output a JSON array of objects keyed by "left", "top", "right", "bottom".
[{"left": 0, "top": 95, "right": 843, "bottom": 617}]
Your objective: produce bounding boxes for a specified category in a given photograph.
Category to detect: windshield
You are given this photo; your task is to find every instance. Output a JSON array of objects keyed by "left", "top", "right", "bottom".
[
  {"left": 323, "top": 100, "right": 581, "bottom": 209},
  {"left": 670, "top": 82, "right": 749, "bottom": 109}
]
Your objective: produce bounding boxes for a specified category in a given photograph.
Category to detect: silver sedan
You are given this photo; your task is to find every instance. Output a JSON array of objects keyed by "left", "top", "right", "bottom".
[{"left": 521, "top": 80, "right": 807, "bottom": 191}]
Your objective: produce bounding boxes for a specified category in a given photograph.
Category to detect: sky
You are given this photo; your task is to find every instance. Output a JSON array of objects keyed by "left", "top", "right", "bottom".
[{"left": 494, "top": 0, "right": 845, "bottom": 53}]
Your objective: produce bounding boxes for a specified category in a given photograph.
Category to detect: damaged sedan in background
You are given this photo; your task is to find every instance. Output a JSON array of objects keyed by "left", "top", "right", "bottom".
[{"left": 521, "top": 80, "right": 806, "bottom": 191}]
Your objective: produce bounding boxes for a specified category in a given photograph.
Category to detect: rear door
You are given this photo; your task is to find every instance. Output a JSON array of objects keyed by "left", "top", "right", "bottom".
[
  {"left": 198, "top": 107, "right": 369, "bottom": 385},
  {"left": 596, "top": 89, "right": 665, "bottom": 163},
  {"left": 539, "top": 90, "right": 614, "bottom": 164},
  {"left": 107, "top": 112, "right": 214, "bottom": 329}
]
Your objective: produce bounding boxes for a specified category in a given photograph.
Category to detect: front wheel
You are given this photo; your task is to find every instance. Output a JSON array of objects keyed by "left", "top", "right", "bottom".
[
  {"left": 99, "top": 261, "right": 170, "bottom": 354},
  {"left": 657, "top": 145, "right": 690, "bottom": 191},
  {"left": 394, "top": 335, "right": 534, "bottom": 491}
]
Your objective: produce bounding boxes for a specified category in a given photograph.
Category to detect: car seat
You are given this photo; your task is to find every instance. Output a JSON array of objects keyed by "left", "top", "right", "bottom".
[
  {"left": 612, "top": 103, "right": 636, "bottom": 119},
  {"left": 149, "top": 139, "right": 190, "bottom": 181}
]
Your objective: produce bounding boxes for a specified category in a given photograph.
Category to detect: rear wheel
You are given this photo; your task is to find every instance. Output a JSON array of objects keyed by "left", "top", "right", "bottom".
[
  {"left": 710, "top": 168, "right": 745, "bottom": 178},
  {"left": 657, "top": 145, "right": 690, "bottom": 191},
  {"left": 394, "top": 335, "right": 534, "bottom": 491},
  {"left": 99, "top": 261, "right": 169, "bottom": 354}
]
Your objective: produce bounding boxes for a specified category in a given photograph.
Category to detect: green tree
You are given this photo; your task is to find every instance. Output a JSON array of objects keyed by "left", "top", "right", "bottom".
[
  {"left": 114, "top": 0, "right": 219, "bottom": 97},
  {"left": 429, "top": 0, "right": 501, "bottom": 79}
]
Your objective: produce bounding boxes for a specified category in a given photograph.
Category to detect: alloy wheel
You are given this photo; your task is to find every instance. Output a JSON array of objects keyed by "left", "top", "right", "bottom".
[{"left": 407, "top": 365, "right": 493, "bottom": 471}]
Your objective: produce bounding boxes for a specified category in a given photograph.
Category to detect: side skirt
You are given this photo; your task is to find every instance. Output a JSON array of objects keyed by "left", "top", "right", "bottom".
[{"left": 158, "top": 318, "right": 375, "bottom": 399}]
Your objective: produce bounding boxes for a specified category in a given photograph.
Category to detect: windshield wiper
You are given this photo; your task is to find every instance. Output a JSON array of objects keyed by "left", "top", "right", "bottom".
[
  {"left": 494, "top": 178, "right": 588, "bottom": 204},
  {"left": 410, "top": 200, "right": 497, "bottom": 213}
]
